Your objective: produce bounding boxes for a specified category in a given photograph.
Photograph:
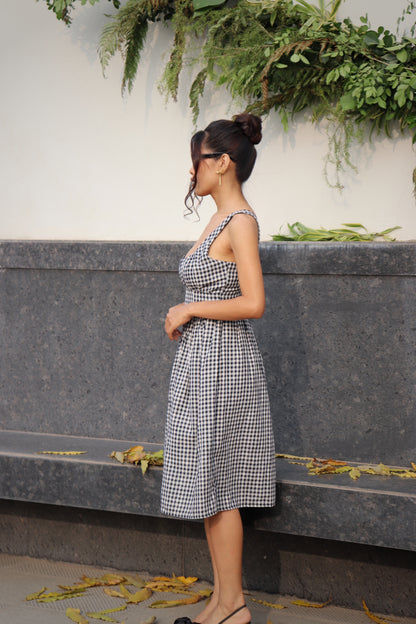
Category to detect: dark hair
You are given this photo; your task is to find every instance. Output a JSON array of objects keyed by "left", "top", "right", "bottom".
[{"left": 185, "top": 113, "right": 262, "bottom": 215}]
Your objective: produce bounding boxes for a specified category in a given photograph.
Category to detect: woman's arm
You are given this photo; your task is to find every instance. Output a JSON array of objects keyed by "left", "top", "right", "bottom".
[{"left": 165, "top": 214, "right": 265, "bottom": 340}]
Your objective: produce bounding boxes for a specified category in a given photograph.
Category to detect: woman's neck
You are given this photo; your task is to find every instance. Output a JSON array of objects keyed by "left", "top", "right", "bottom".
[{"left": 211, "top": 183, "right": 250, "bottom": 216}]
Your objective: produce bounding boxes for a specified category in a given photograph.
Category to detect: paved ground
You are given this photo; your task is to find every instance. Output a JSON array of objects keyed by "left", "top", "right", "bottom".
[{"left": 0, "top": 553, "right": 415, "bottom": 624}]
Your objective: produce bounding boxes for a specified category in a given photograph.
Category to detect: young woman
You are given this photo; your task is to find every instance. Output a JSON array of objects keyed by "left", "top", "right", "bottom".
[{"left": 161, "top": 113, "right": 276, "bottom": 624}]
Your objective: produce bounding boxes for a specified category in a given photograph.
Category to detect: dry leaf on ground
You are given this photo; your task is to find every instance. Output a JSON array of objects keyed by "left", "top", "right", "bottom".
[
  {"left": 291, "top": 598, "right": 332, "bottom": 608},
  {"left": 124, "top": 575, "right": 146, "bottom": 588},
  {"left": 110, "top": 447, "right": 163, "bottom": 473},
  {"left": 250, "top": 598, "right": 286, "bottom": 609},
  {"left": 139, "top": 617, "right": 157, "bottom": 624},
  {"left": 150, "top": 593, "right": 202, "bottom": 608},
  {"left": 66, "top": 608, "right": 89, "bottom": 624},
  {"left": 37, "top": 451, "right": 87, "bottom": 455},
  {"left": 349, "top": 467, "right": 361, "bottom": 480},
  {"left": 38, "top": 588, "right": 86, "bottom": 602},
  {"left": 104, "top": 588, "right": 125, "bottom": 598},
  {"left": 25, "top": 587, "right": 48, "bottom": 601},
  {"left": 146, "top": 575, "right": 198, "bottom": 593},
  {"left": 86, "top": 605, "right": 127, "bottom": 622},
  {"left": 362, "top": 599, "right": 399, "bottom": 624},
  {"left": 120, "top": 585, "right": 152, "bottom": 604},
  {"left": 276, "top": 453, "right": 416, "bottom": 480}
]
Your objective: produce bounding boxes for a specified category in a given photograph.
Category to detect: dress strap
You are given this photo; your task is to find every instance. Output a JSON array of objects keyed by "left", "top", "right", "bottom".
[{"left": 206, "top": 210, "right": 259, "bottom": 246}]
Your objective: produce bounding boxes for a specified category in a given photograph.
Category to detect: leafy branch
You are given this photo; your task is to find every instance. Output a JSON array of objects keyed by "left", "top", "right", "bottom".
[
  {"left": 38, "top": 0, "right": 120, "bottom": 24},
  {"left": 38, "top": 0, "right": 416, "bottom": 192}
]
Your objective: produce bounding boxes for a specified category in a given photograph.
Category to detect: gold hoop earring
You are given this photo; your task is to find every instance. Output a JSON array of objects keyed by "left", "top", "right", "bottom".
[{"left": 216, "top": 171, "right": 222, "bottom": 186}]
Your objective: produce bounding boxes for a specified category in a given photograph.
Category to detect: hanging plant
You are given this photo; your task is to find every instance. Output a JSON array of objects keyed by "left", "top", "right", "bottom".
[{"left": 39, "top": 0, "right": 416, "bottom": 192}]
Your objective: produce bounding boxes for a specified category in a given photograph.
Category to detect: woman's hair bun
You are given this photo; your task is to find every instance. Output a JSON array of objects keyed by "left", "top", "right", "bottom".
[{"left": 233, "top": 113, "right": 262, "bottom": 145}]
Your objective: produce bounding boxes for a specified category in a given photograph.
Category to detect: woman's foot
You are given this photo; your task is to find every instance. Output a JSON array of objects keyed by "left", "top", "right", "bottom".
[
  {"left": 194, "top": 594, "right": 218, "bottom": 624},
  {"left": 204, "top": 603, "right": 251, "bottom": 624}
]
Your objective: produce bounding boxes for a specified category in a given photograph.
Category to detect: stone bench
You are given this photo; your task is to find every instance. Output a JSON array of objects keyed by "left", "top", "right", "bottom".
[
  {"left": 1, "top": 429, "right": 414, "bottom": 553},
  {"left": 1, "top": 240, "right": 415, "bottom": 615}
]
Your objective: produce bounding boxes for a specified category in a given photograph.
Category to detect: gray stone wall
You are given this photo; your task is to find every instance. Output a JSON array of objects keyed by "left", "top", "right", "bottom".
[{"left": 1, "top": 241, "right": 415, "bottom": 464}]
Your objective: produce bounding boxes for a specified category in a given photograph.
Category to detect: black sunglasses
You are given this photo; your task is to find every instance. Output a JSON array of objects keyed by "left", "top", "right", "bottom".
[{"left": 201, "top": 152, "right": 236, "bottom": 162}]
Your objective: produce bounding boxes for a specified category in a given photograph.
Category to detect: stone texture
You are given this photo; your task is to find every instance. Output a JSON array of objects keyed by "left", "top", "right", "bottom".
[
  {"left": 0, "top": 501, "right": 415, "bottom": 617},
  {"left": 259, "top": 273, "right": 416, "bottom": 464},
  {"left": 1, "top": 241, "right": 415, "bottom": 464},
  {"left": 1, "top": 431, "right": 414, "bottom": 551},
  {"left": 0, "top": 267, "right": 179, "bottom": 441},
  {"left": 260, "top": 241, "right": 416, "bottom": 275}
]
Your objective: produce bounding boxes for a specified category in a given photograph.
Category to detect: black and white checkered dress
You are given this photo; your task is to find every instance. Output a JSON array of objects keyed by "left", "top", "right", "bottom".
[{"left": 161, "top": 210, "right": 276, "bottom": 519}]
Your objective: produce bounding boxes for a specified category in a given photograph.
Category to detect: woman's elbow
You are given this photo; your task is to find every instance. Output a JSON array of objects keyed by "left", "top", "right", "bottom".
[{"left": 249, "top": 300, "right": 265, "bottom": 319}]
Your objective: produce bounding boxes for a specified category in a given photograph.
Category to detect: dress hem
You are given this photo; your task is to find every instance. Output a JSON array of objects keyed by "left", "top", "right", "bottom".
[{"left": 160, "top": 499, "right": 277, "bottom": 521}]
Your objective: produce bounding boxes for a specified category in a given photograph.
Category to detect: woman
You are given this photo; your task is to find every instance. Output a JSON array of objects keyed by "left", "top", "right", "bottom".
[{"left": 161, "top": 113, "right": 276, "bottom": 624}]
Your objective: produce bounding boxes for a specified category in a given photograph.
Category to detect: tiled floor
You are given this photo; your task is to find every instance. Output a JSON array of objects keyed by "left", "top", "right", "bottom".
[{"left": 0, "top": 553, "right": 414, "bottom": 624}]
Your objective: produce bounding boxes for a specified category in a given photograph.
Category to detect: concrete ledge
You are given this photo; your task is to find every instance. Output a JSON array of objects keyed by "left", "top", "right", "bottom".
[
  {"left": 1, "top": 430, "right": 414, "bottom": 552},
  {"left": 1, "top": 240, "right": 416, "bottom": 275}
]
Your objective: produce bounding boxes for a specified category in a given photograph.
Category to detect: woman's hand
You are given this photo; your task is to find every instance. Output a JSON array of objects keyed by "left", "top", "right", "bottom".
[{"left": 165, "top": 303, "right": 193, "bottom": 340}]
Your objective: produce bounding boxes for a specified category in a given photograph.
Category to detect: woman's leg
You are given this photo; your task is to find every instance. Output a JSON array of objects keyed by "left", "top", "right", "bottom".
[
  {"left": 195, "top": 519, "right": 220, "bottom": 622},
  {"left": 202, "top": 510, "right": 251, "bottom": 624}
]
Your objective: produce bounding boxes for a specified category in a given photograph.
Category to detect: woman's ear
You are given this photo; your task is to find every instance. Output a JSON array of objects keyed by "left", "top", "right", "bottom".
[{"left": 219, "top": 153, "right": 232, "bottom": 172}]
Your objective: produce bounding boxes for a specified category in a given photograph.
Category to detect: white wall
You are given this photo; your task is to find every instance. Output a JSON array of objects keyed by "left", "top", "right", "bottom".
[{"left": 0, "top": 0, "right": 415, "bottom": 240}]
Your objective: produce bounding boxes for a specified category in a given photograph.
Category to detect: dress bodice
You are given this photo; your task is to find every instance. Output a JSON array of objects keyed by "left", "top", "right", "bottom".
[{"left": 179, "top": 210, "right": 258, "bottom": 304}]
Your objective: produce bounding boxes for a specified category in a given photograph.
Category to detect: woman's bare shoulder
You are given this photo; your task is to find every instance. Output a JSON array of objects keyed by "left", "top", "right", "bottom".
[{"left": 229, "top": 211, "right": 258, "bottom": 233}]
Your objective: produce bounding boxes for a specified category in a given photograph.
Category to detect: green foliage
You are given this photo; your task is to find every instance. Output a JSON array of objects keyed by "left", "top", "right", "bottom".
[
  {"left": 38, "top": 0, "right": 119, "bottom": 24},
  {"left": 39, "top": 0, "right": 416, "bottom": 191},
  {"left": 98, "top": 0, "right": 174, "bottom": 94},
  {"left": 272, "top": 222, "right": 401, "bottom": 241}
]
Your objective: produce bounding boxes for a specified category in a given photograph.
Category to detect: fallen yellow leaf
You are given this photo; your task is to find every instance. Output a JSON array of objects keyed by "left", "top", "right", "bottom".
[
  {"left": 372, "top": 464, "right": 391, "bottom": 476},
  {"left": 139, "top": 618, "right": 157, "bottom": 624},
  {"left": 146, "top": 575, "right": 198, "bottom": 593},
  {"left": 66, "top": 608, "right": 89, "bottom": 624},
  {"left": 124, "top": 574, "right": 146, "bottom": 588},
  {"left": 150, "top": 593, "right": 201, "bottom": 608},
  {"left": 37, "top": 451, "right": 86, "bottom": 455},
  {"left": 126, "top": 586, "right": 153, "bottom": 604},
  {"left": 320, "top": 458, "right": 348, "bottom": 466},
  {"left": 349, "top": 467, "right": 361, "bottom": 480},
  {"left": 291, "top": 598, "right": 332, "bottom": 608},
  {"left": 25, "top": 587, "right": 48, "bottom": 601},
  {"left": 174, "top": 575, "right": 198, "bottom": 586},
  {"left": 110, "top": 451, "right": 125, "bottom": 464},
  {"left": 141, "top": 458, "right": 149, "bottom": 475},
  {"left": 250, "top": 598, "right": 286, "bottom": 609},
  {"left": 197, "top": 589, "right": 213, "bottom": 598},
  {"left": 152, "top": 576, "right": 173, "bottom": 582},
  {"left": 362, "top": 599, "right": 394, "bottom": 624},
  {"left": 38, "top": 589, "right": 86, "bottom": 602},
  {"left": 85, "top": 615, "right": 116, "bottom": 623},
  {"left": 86, "top": 605, "right": 127, "bottom": 622},
  {"left": 119, "top": 584, "right": 135, "bottom": 601},
  {"left": 102, "top": 574, "right": 127, "bottom": 586},
  {"left": 104, "top": 588, "right": 125, "bottom": 598},
  {"left": 125, "top": 445, "right": 146, "bottom": 462}
]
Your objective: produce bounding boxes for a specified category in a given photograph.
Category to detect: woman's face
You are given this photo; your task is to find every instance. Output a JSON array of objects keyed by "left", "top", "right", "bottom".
[{"left": 189, "top": 139, "right": 220, "bottom": 197}]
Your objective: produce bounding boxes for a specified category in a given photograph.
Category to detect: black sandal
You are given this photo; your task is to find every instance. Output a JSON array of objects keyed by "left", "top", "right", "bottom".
[
  {"left": 218, "top": 605, "right": 249, "bottom": 624},
  {"left": 174, "top": 603, "right": 248, "bottom": 624}
]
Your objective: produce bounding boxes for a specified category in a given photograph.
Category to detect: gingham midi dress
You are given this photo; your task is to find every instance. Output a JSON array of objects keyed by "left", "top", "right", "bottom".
[{"left": 161, "top": 210, "right": 276, "bottom": 520}]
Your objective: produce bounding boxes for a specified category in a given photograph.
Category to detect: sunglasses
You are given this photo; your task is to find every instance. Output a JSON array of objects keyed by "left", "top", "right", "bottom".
[{"left": 200, "top": 152, "right": 236, "bottom": 162}]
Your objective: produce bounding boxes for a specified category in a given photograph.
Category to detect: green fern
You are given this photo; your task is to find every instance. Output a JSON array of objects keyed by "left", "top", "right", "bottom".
[
  {"left": 98, "top": 0, "right": 173, "bottom": 93},
  {"left": 189, "top": 68, "right": 208, "bottom": 124},
  {"left": 122, "top": 17, "right": 149, "bottom": 94}
]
